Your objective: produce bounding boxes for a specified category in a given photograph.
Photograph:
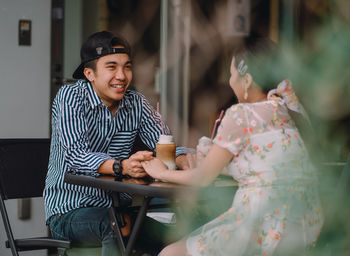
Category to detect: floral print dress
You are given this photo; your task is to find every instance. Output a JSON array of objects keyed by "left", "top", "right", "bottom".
[{"left": 186, "top": 81, "right": 323, "bottom": 256}]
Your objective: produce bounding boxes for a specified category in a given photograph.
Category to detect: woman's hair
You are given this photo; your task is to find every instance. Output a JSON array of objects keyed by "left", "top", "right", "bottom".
[
  {"left": 233, "top": 36, "right": 283, "bottom": 93},
  {"left": 233, "top": 36, "right": 316, "bottom": 153}
]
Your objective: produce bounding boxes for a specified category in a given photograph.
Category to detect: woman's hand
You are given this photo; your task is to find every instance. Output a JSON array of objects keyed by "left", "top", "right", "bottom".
[
  {"left": 176, "top": 154, "right": 197, "bottom": 169},
  {"left": 141, "top": 158, "right": 168, "bottom": 180}
]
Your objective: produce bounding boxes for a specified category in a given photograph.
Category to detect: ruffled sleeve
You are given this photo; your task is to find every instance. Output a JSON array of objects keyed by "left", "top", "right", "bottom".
[{"left": 214, "top": 104, "right": 249, "bottom": 155}]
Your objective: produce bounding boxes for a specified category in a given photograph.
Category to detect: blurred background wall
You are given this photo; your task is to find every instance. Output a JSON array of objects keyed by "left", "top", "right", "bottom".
[{"left": 0, "top": 1, "right": 51, "bottom": 255}]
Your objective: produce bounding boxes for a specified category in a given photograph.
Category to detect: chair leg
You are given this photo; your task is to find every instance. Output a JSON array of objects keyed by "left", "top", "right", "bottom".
[{"left": 58, "top": 247, "right": 68, "bottom": 256}]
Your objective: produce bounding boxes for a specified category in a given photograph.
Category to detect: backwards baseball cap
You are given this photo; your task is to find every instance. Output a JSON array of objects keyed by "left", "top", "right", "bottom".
[{"left": 72, "top": 31, "right": 131, "bottom": 79}]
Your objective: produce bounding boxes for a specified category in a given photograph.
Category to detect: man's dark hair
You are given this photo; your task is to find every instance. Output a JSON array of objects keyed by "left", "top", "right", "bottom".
[{"left": 84, "top": 59, "right": 98, "bottom": 72}]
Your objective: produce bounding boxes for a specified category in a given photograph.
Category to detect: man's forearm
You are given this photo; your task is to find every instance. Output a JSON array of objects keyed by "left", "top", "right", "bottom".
[{"left": 98, "top": 158, "right": 115, "bottom": 175}]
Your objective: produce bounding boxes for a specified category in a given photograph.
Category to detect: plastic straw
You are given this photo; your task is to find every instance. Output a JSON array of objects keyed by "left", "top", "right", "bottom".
[
  {"left": 210, "top": 110, "right": 225, "bottom": 140},
  {"left": 156, "top": 101, "right": 165, "bottom": 135}
]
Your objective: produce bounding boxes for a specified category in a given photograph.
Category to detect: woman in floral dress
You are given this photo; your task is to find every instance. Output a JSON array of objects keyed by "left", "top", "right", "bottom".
[{"left": 142, "top": 37, "right": 323, "bottom": 256}]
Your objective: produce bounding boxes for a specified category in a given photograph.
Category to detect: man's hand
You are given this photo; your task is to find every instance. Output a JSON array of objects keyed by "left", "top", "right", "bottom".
[
  {"left": 175, "top": 154, "right": 196, "bottom": 170},
  {"left": 121, "top": 151, "right": 153, "bottom": 178}
]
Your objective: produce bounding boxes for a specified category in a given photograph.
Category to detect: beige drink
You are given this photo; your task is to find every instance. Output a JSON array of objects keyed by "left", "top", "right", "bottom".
[{"left": 156, "top": 135, "right": 176, "bottom": 169}]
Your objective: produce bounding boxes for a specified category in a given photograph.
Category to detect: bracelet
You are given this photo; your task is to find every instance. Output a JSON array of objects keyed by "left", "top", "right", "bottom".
[{"left": 112, "top": 158, "right": 123, "bottom": 179}]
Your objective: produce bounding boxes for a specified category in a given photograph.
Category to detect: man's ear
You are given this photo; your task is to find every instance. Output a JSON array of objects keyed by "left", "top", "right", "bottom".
[{"left": 83, "top": 68, "right": 95, "bottom": 82}]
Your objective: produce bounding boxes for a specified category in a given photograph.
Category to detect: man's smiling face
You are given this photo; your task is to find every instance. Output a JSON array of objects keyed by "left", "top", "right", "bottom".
[{"left": 84, "top": 47, "right": 132, "bottom": 108}]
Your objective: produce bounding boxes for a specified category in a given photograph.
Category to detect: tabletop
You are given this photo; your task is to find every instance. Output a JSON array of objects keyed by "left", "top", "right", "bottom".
[
  {"left": 63, "top": 172, "right": 237, "bottom": 256},
  {"left": 64, "top": 172, "right": 237, "bottom": 199}
]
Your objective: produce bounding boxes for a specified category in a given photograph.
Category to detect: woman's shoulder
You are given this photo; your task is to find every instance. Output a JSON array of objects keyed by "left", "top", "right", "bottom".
[
  {"left": 226, "top": 101, "right": 274, "bottom": 114},
  {"left": 226, "top": 103, "right": 246, "bottom": 112},
  {"left": 225, "top": 101, "right": 282, "bottom": 128}
]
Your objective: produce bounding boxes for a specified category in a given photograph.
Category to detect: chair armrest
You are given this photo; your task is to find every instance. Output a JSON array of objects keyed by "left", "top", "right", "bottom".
[{"left": 6, "top": 237, "right": 71, "bottom": 251}]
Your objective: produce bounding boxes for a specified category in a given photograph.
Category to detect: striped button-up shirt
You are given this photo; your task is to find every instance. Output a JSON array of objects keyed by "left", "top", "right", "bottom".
[{"left": 44, "top": 80, "right": 186, "bottom": 221}]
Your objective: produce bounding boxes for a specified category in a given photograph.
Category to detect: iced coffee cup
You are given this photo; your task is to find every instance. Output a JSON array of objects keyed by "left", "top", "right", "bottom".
[{"left": 156, "top": 135, "right": 176, "bottom": 170}]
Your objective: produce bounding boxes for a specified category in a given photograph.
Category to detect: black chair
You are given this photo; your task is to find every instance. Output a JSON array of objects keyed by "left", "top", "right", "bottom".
[{"left": 0, "top": 138, "right": 71, "bottom": 256}]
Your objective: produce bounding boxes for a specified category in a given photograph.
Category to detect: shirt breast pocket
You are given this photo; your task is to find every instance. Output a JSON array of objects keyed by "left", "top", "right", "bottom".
[
  {"left": 109, "top": 129, "right": 138, "bottom": 157},
  {"left": 115, "top": 129, "right": 138, "bottom": 140}
]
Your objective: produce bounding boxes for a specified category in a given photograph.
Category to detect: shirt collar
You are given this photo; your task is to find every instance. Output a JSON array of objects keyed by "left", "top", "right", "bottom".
[
  {"left": 85, "top": 80, "right": 103, "bottom": 109},
  {"left": 118, "top": 91, "right": 132, "bottom": 112}
]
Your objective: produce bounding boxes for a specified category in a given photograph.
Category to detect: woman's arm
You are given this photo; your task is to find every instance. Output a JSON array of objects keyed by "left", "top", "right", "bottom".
[{"left": 142, "top": 144, "right": 233, "bottom": 186}]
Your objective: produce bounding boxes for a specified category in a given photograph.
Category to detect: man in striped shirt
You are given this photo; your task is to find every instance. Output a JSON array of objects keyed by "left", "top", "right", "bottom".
[{"left": 44, "top": 31, "right": 190, "bottom": 255}]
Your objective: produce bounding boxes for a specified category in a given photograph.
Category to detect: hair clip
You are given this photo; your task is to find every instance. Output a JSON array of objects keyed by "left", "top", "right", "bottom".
[{"left": 237, "top": 59, "right": 248, "bottom": 76}]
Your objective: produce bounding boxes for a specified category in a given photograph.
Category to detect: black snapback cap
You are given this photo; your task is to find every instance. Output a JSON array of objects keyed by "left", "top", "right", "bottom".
[{"left": 72, "top": 31, "right": 131, "bottom": 79}]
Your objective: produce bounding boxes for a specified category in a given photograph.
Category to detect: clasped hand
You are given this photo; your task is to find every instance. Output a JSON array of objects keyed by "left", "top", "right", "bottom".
[
  {"left": 142, "top": 154, "right": 197, "bottom": 180},
  {"left": 122, "top": 151, "right": 196, "bottom": 179},
  {"left": 121, "top": 151, "right": 153, "bottom": 178},
  {"left": 141, "top": 158, "right": 168, "bottom": 180}
]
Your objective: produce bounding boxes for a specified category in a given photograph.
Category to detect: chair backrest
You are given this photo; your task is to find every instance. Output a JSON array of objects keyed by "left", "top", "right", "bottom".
[{"left": 0, "top": 138, "right": 50, "bottom": 200}]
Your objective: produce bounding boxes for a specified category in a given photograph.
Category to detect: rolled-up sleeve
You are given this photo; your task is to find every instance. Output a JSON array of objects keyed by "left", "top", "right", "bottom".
[
  {"left": 56, "top": 90, "right": 111, "bottom": 174},
  {"left": 214, "top": 105, "right": 248, "bottom": 155}
]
